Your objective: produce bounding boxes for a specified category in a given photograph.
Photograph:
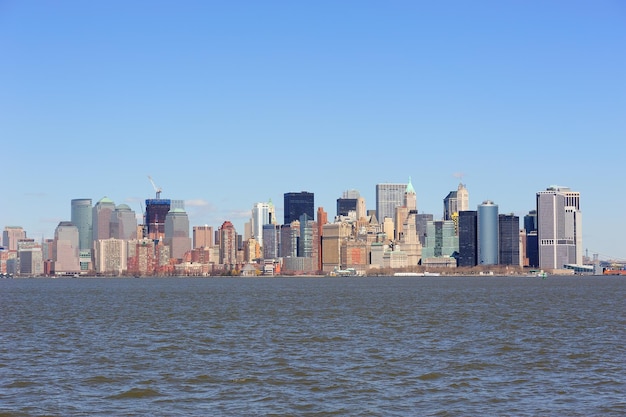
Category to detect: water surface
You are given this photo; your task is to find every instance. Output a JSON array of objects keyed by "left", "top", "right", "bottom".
[{"left": 1, "top": 276, "right": 624, "bottom": 416}]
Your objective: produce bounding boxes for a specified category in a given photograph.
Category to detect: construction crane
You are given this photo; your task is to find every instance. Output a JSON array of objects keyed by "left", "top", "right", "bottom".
[{"left": 148, "top": 175, "right": 162, "bottom": 199}]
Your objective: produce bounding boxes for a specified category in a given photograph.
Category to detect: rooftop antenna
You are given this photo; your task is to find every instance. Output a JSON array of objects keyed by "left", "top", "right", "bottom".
[{"left": 453, "top": 172, "right": 465, "bottom": 184}]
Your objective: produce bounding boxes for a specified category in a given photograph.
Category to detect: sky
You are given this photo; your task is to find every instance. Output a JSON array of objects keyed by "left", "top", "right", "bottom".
[{"left": 1, "top": 1, "right": 625, "bottom": 260}]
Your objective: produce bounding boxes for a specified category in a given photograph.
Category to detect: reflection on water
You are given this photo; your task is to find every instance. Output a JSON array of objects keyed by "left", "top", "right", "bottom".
[{"left": 1, "top": 276, "right": 625, "bottom": 416}]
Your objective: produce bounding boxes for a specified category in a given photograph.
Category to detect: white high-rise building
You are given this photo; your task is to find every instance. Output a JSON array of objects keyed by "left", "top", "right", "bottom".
[
  {"left": 251, "top": 202, "right": 271, "bottom": 247},
  {"left": 537, "top": 186, "right": 582, "bottom": 269},
  {"left": 95, "top": 238, "right": 128, "bottom": 275}
]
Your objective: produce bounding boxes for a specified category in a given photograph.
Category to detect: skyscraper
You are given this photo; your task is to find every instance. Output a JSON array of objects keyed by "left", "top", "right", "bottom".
[
  {"left": 145, "top": 198, "right": 171, "bottom": 241},
  {"left": 458, "top": 210, "right": 478, "bottom": 267},
  {"left": 2, "top": 226, "right": 26, "bottom": 251},
  {"left": 218, "top": 221, "right": 237, "bottom": 268},
  {"left": 53, "top": 221, "right": 80, "bottom": 274},
  {"left": 71, "top": 199, "right": 92, "bottom": 252},
  {"left": 524, "top": 209, "right": 539, "bottom": 268},
  {"left": 405, "top": 177, "right": 417, "bottom": 212},
  {"left": 165, "top": 208, "right": 191, "bottom": 260},
  {"left": 499, "top": 214, "right": 520, "bottom": 266},
  {"left": 284, "top": 192, "right": 314, "bottom": 225},
  {"left": 111, "top": 204, "right": 138, "bottom": 240},
  {"left": 477, "top": 200, "right": 499, "bottom": 265},
  {"left": 376, "top": 182, "right": 406, "bottom": 224},
  {"left": 421, "top": 220, "right": 458, "bottom": 259},
  {"left": 262, "top": 224, "right": 280, "bottom": 259},
  {"left": 444, "top": 183, "right": 469, "bottom": 230},
  {"left": 337, "top": 190, "right": 360, "bottom": 217},
  {"left": 251, "top": 202, "right": 271, "bottom": 246},
  {"left": 92, "top": 197, "right": 115, "bottom": 244},
  {"left": 537, "top": 186, "right": 582, "bottom": 269},
  {"left": 193, "top": 225, "right": 213, "bottom": 249}
]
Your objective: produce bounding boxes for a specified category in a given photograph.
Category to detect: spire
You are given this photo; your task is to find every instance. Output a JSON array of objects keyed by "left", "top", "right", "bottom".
[{"left": 405, "top": 176, "right": 416, "bottom": 194}]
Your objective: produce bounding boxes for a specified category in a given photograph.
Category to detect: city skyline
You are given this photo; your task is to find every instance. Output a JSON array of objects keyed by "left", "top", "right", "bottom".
[
  {"left": 1, "top": 2, "right": 624, "bottom": 260},
  {"left": 0, "top": 179, "right": 615, "bottom": 261}
]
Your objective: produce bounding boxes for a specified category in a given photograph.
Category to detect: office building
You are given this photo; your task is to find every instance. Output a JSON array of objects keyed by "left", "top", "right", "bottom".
[
  {"left": 251, "top": 202, "right": 271, "bottom": 247},
  {"left": 164, "top": 208, "right": 191, "bottom": 260},
  {"left": 376, "top": 182, "right": 406, "bottom": 224},
  {"left": 17, "top": 239, "right": 43, "bottom": 276},
  {"left": 477, "top": 200, "right": 499, "bottom": 265},
  {"left": 499, "top": 214, "right": 520, "bottom": 266},
  {"left": 421, "top": 220, "right": 459, "bottom": 259},
  {"left": 145, "top": 198, "right": 171, "bottom": 241},
  {"left": 193, "top": 225, "right": 213, "bottom": 249},
  {"left": 53, "top": 221, "right": 80, "bottom": 274},
  {"left": 415, "top": 213, "right": 433, "bottom": 246},
  {"left": 298, "top": 213, "right": 317, "bottom": 259},
  {"left": 262, "top": 224, "right": 280, "bottom": 259},
  {"left": 458, "top": 211, "right": 478, "bottom": 267},
  {"left": 71, "top": 199, "right": 93, "bottom": 252},
  {"left": 405, "top": 178, "right": 417, "bottom": 212},
  {"left": 537, "top": 186, "right": 582, "bottom": 269},
  {"left": 3, "top": 226, "right": 26, "bottom": 251},
  {"left": 443, "top": 183, "right": 469, "bottom": 221},
  {"left": 284, "top": 191, "right": 314, "bottom": 225},
  {"left": 111, "top": 204, "right": 138, "bottom": 240},
  {"left": 92, "top": 197, "right": 115, "bottom": 244},
  {"left": 337, "top": 190, "right": 360, "bottom": 217}
]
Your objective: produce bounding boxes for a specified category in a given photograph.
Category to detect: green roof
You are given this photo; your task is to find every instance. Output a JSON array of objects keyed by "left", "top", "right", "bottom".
[{"left": 405, "top": 176, "right": 416, "bottom": 194}]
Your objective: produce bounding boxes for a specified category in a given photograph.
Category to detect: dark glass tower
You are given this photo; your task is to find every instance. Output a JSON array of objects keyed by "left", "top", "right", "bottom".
[
  {"left": 458, "top": 210, "right": 478, "bottom": 267},
  {"left": 283, "top": 192, "right": 314, "bottom": 225},
  {"left": 145, "top": 199, "right": 171, "bottom": 240},
  {"left": 499, "top": 214, "right": 520, "bottom": 265},
  {"left": 336, "top": 198, "right": 358, "bottom": 217}
]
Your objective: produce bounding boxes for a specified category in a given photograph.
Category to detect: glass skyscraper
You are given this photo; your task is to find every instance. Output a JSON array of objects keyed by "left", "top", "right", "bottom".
[
  {"left": 284, "top": 192, "right": 314, "bottom": 225},
  {"left": 498, "top": 214, "right": 520, "bottom": 265},
  {"left": 458, "top": 210, "right": 478, "bottom": 267},
  {"left": 477, "top": 200, "right": 499, "bottom": 265},
  {"left": 71, "top": 199, "right": 92, "bottom": 252}
]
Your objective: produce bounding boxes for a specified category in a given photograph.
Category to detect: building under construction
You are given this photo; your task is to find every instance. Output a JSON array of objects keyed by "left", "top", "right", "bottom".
[{"left": 144, "top": 198, "right": 171, "bottom": 241}]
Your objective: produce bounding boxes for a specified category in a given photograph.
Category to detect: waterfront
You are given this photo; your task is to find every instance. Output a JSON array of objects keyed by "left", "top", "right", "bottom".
[{"left": 1, "top": 276, "right": 625, "bottom": 416}]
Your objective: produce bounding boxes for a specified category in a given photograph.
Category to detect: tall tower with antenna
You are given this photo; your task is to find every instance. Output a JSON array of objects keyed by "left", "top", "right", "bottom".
[{"left": 144, "top": 175, "right": 170, "bottom": 243}]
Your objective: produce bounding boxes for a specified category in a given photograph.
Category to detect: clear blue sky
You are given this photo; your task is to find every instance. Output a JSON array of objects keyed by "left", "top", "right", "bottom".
[{"left": 1, "top": 1, "right": 625, "bottom": 260}]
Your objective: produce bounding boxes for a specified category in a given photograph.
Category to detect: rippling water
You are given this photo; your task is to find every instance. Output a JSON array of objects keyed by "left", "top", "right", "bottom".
[{"left": 1, "top": 276, "right": 625, "bottom": 416}]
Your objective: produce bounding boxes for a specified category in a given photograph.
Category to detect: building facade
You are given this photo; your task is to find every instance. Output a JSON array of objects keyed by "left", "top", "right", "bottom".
[
  {"left": 458, "top": 210, "right": 478, "bottom": 267},
  {"left": 218, "top": 221, "right": 237, "bottom": 268},
  {"left": 164, "top": 208, "right": 191, "bottom": 260},
  {"left": 53, "top": 221, "right": 80, "bottom": 274},
  {"left": 71, "top": 198, "right": 93, "bottom": 252},
  {"left": 376, "top": 183, "right": 406, "bottom": 224},
  {"left": 193, "top": 225, "right": 213, "bottom": 249},
  {"left": 111, "top": 204, "right": 138, "bottom": 240},
  {"left": 499, "top": 214, "right": 520, "bottom": 266},
  {"left": 145, "top": 198, "right": 171, "bottom": 241},
  {"left": 92, "top": 197, "right": 116, "bottom": 245},
  {"left": 477, "top": 201, "right": 499, "bottom": 265},
  {"left": 537, "top": 186, "right": 582, "bottom": 269},
  {"left": 284, "top": 192, "right": 315, "bottom": 225}
]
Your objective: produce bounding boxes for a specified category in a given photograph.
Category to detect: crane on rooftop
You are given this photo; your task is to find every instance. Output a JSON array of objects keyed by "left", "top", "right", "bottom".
[{"left": 148, "top": 175, "right": 162, "bottom": 199}]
